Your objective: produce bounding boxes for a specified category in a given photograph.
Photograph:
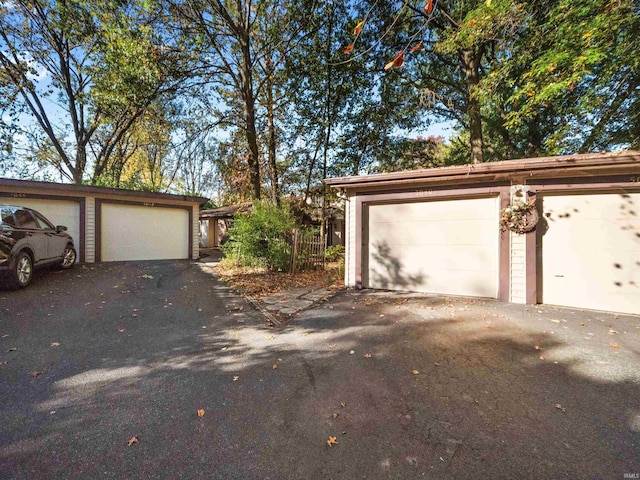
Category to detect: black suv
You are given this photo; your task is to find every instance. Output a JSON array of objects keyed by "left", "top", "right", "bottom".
[{"left": 0, "top": 204, "right": 76, "bottom": 288}]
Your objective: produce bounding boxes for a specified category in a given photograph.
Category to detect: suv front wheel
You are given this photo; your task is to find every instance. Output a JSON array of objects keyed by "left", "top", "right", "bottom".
[
  {"left": 60, "top": 245, "right": 76, "bottom": 269},
  {"left": 12, "top": 251, "right": 33, "bottom": 288}
]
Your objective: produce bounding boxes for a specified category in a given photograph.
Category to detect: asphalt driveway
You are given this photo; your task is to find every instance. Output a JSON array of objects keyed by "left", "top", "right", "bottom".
[{"left": 1, "top": 261, "right": 639, "bottom": 479}]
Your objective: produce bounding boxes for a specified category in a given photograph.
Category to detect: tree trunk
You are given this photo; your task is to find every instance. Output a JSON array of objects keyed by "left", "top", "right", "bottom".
[
  {"left": 320, "top": 2, "right": 334, "bottom": 243},
  {"left": 461, "top": 49, "right": 484, "bottom": 164},
  {"left": 266, "top": 61, "right": 280, "bottom": 206},
  {"left": 240, "top": 38, "right": 261, "bottom": 200}
]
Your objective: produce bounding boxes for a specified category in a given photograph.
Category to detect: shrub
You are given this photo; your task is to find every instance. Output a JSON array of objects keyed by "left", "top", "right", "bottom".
[
  {"left": 221, "top": 201, "right": 296, "bottom": 271},
  {"left": 325, "top": 245, "right": 345, "bottom": 262}
]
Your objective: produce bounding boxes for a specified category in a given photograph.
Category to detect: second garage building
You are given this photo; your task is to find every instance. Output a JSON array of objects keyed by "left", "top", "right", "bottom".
[
  {"left": 326, "top": 151, "right": 640, "bottom": 316},
  {"left": 0, "top": 179, "right": 206, "bottom": 263}
]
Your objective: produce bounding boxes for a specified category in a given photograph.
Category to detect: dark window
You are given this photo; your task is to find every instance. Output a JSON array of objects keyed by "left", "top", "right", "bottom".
[
  {"left": 14, "top": 209, "right": 38, "bottom": 229},
  {"left": 32, "top": 211, "right": 54, "bottom": 230},
  {"left": 1, "top": 207, "right": 16, "bottom": 226}
]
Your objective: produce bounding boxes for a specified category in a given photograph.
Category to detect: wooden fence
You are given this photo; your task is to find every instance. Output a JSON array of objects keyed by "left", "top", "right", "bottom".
[{"left": 290, "top": 229, "right": 325, "bottom": 273}]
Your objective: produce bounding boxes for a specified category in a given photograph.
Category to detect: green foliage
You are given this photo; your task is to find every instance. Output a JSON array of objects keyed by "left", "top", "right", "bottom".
[
  {"left": 325, "top": 245, "right": 345, "bottom": 262},
  {"left": 221, "top": 201, "right": 296, "bottom": 271}
]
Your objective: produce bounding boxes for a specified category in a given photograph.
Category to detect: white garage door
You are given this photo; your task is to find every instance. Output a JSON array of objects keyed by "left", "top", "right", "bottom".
[
  {"left": 541, "top": 193, "right": 640, "bottom": 315},
  {"left": 101, "top": 203, "right": 189, "bottom": 261},
  {"left": 366, "top": 197, "right": 499, "bottom": 298},
  {"left": 0, "top": 197, "right": 80, "bottom": 248}
]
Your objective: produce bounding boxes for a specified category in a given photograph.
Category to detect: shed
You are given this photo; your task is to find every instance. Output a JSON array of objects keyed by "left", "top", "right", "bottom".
[
  {"left": 199, "top": 202, "right": 252, "bottom": 248},
  {"left": 0, "top": 178, "right": 207, "bottom": 262},
  {"left": 326, "top": 151, "right": 640, "bottom": 315}
]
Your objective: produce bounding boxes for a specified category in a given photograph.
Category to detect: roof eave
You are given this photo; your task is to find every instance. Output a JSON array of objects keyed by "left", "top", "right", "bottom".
[{"left": 325, "top": 151, "right": 640, "bottom": 190}]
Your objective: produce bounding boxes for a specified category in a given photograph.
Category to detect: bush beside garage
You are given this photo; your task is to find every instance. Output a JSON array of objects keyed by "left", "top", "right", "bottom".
[{"left": 0, "top": 178, "right": 207, "bottom": 263}]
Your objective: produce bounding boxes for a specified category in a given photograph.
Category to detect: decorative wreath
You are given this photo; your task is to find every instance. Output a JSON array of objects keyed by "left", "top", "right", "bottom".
[{"left": 500, "top": 198, "right": 539, "bottom": 234}]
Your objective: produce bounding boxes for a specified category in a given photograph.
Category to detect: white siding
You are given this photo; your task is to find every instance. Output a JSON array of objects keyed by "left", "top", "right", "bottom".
[
  {"left": 192, "top": 205, "right": 199, "bottom": 260},
  {"left": 85, "top": 197, "right": 95, "bottom": 263},
  {"left": 509, "top": 230, "right": 527, "bottom": 303},
  {"left": 345, "top": 194, "right": 357, "bottom": 288}
]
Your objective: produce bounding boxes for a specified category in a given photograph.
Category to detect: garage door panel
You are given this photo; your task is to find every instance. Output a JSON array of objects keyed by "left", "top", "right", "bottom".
[
  {"left": 542, "top": 193, "right": 640, "bottom": 314},
  {"left": 101, "top": 204, "right": 189, "bottom": 262},
  {"left": 367, "top": 197, "right": 499, "bottom": 298},
  {"left": 370, "top": 201, "right": 497, "bottom": 223},
  {"left": 369, "top": 220, "right": 498, "bottom": 247},
  {"left": 0, "top": 197, "right": 80, "bottom": 247}
]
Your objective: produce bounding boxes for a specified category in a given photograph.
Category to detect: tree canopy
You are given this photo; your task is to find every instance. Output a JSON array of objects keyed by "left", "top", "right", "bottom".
[{"left": 1, "top": 0, "right": 637, "bottom": 201}]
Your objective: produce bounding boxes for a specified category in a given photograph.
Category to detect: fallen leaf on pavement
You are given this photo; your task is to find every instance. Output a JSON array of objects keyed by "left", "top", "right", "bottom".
[
  {"left": 412, "top": 370, "right": 420, "bottom": 375},
  {"left": 608, "top": 329, "right": 617, "bottom": 335},
  {"left": 364, "top": 353, "right": 372, "bottom": 358},
  {"left": 233, "top": 376, "right": 239, "bottom": 382},
  {"left": 197, "top": 409, "right": 205, "bottom": 417},
  {"left": 127, "top": 436, "right": 139, "bottom": 446},
  {"left": 272, "top": 364, "right": 277, "bottom": 369},
  {"left": 340, "top": 401, "right": 346, "bottom": 408},
  {"left": 555, "top": 404, "right": 566, "bottom": 412},
  {"left": 6, "top": 347, "right": 16, "bottom": 352},
  {"left": 118, "top": 328, "right": 126, "bottom": 333},
  {"left": 327, "top": 436, "right": 337, "bottom": 447},
  {"left": 349, "top": 350, "right": 355, "bottom": 355},
  {"left": 29, "top": 370, "right": 42, "bottom": 378},
  {"left": 332, "top": 413, "right": 339, "bottom": 419},
  {"left": 50, "top": 342, "right": 60, "bottom": 347},
  {"left": 608, "top": 343, "right": 619, "bottom": 349},
  {"left": 534, "top": 345, "right": 541, "bottom": 350}
]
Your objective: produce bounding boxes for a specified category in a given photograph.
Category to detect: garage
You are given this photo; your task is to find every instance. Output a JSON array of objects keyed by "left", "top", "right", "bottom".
[
  {"left": 0, "top": 178, "right": 206, "bottom": 263},
  {"left": 540, "top": 193, "right": 640, "bottom": 315},
  {"left": 327, "top": 150, "right": 640, "bottom": 314},
  {"left": 98, "top": 202, "right": 191, "bottom": 262},
  {"left": 365, "top": 197, "right": 500, "bottom": 298}
]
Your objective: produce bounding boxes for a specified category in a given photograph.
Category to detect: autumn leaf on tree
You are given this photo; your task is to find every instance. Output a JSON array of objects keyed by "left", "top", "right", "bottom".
[
  {"left": 411, "top": 41, "right": 423, "bottom": 53},
  {"left": 197, "top": 409, "right": 205, "bottom": 417},
  {"left": 353, "top": 20, "right": 365, "bottom": 36},
  {"left": 425, "top": 0, "right": 434, "bottom": 15},
  {"left": 344, "top": 44, "right": 354, "bottom": 55},
  {"left": 127, "top": 436, "right": 139, "bottom": 446},
  {"left": 327, "top": 436, "right": 337, "bottom": 447},
  {"left": 384, "top": 51, "right": 405, "bottom": 71}
]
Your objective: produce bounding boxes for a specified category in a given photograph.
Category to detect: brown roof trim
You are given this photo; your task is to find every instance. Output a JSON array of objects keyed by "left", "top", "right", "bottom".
[
  {"left": 200, "top": 202, "right": 253, "bottom": 218},
  {"left": 325, "top": 150, "right": 640, "bottom": 189},
  {"left": 0, "top": 177, "right": 208, "bottom": 204}
]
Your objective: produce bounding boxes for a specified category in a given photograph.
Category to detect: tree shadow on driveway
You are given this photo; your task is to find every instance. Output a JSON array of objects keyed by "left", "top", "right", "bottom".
[{"left": 1, "top": 265, "right": 639, "bottom": 480}]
